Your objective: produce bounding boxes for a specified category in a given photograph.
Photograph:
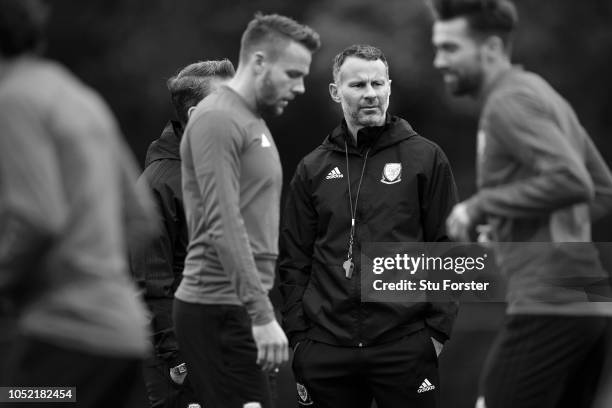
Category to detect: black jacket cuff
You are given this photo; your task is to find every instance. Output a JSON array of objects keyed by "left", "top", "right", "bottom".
[{"left": 427, "top": 326, "right": 449, "bottom": 344}]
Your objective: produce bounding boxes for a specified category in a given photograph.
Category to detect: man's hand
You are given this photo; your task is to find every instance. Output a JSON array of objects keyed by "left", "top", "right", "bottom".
[
  {"left": 169, "top": 363, "right": 187, "bottom": 385},
  {"left": 446, "top": 202, "right": 475, "bottom": 242},
  {"left": 252, "top": 320, "right": 289, "bottom": 372},
  {"left": 431, "top": 337, "right": 443, "bottom": 357}
]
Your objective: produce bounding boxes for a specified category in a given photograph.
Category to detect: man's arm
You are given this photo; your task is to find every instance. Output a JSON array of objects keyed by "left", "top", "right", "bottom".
[
  {"left": 128, "top": 166, "right": 184, "bottom": 367},
  {"left": 117, "top": 140, "right": 157, "bottom": 251},
  {"left": 420, "top": 146, "right": 460, "bottom": 242},
  {"left": 466, "top": 93, "right": 594, "bottom": 220},
  {"left": 0, "top": 97, "right": 67, "bottom": 292},
  {"left": 186, "top": 111, "right": 286, "bottom": 370},
  {"left": 187, "top": 111, "right": 274, "bottom": 324},
  {"left": 583, "top": 136, "right": 612, "bottom": 221},
  {"left": 129, "top": 168, "right": 181, "bottom": 298},
  {"left": 278, "top": 161, "right": 317, "bottom": 347},
  {"left": 420, "top": 145, "right": 460, "bottom": 344}
]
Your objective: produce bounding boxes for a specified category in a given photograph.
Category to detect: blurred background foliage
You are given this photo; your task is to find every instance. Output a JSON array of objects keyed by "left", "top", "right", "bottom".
[
  {"left": 43, "top": 1, "right": 612, "bottom": 406},
  {"left": 46, "top": 1, "right": 612, "bottom": 232}
]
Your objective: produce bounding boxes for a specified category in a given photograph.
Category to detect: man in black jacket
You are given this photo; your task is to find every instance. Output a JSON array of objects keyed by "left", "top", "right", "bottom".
[
  {"left": 279, "top": 44, "right": 459, "bottom": 408},
  {"left": 130, "top": 59, "right": 235, "bottom": 408}
]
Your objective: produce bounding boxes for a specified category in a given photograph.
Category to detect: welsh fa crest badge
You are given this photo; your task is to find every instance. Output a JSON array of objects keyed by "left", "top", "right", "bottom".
[
  {"left": 296, "top": 382, "right": 313, "bottom": 406},
  {"left": 381, "top": 163, "right": 402, "bottom": 184}
]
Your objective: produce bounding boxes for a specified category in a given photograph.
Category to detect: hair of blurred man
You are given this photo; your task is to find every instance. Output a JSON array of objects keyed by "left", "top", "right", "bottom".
[
  {"left": 166, "top": 59, "right": 235, "bottom": 124},
  {"left": 332, "top": 43, "right": 389, "bottom": 83},
  {"left": 0, "top": 0, "right": 49, "bottom": 57},
  {"left": 239, "top": 12, "right": 321, "bottom": 64},
  {"left": 428, "top": 0, "right": 518, "bottom": 54}
]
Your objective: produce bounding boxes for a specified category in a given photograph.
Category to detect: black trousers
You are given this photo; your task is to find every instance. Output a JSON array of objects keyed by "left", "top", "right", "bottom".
[
  {"left": 173, "top": 299, "right": 272, "bottom": 408},
  {"left": 292, "top": 328, "right": 439, "bottom": 408},
  {"left": 0, "top": 335, "right": 147, "bottom": 408},
  {"left": 142, "top": 298, "right": 199, "bottom": 408},
  {"left": 480, "top": 314, "right": 610, "bottom": 408},
  {"left": 142, "top": 354, "right": 198, "bottom": 408}
]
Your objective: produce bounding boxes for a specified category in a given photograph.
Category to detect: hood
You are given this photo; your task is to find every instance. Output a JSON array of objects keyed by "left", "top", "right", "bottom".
[
  {"left": 322, "top": 114, "right": 418, "bottom": 154},
  {"left": 144, "top": 120, "right": 183, "bottom": 167}
]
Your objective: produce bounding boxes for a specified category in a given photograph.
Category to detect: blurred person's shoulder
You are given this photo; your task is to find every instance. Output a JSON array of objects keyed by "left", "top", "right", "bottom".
[
  {"left": 487, "top": 68, "right": 553, "bottom": 110},
  {"left": 1, "top": 57, "right": 82, "bottom": 103},
  {"left": 0, "top": 57, "right": 65, "bottom": 113}
]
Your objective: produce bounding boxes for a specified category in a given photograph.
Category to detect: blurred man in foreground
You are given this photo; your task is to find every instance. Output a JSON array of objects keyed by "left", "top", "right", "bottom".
[
  {"left": 0, "top": 0, "right": 155, "bottom": 406},
  {"left": 430, "top": 0, "right": 612, "bottom": 407}
]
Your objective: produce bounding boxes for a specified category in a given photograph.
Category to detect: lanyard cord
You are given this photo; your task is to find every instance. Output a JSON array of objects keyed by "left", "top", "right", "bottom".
[{"left": 344, "top": 140, "right": 371, "bottom": 261}]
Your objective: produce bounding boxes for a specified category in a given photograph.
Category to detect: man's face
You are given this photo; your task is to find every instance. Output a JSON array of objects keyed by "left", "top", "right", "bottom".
[
  {"left": 432, "top": 17, "right": 485, "bottom": 97},
  {"left": 255, "top": 41, "right": 312, "bottom": 116},
  {"left": 330, "top": 57, "right": 391, "bottom": 130}
]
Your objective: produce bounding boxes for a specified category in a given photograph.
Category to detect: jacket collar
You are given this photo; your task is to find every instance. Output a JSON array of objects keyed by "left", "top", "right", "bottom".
[
  {"left": 324, "top": 114, "right": 417, "bottom": 154},
  {"left": 144, "top": 120, "right": 183, "bottom": 166}
]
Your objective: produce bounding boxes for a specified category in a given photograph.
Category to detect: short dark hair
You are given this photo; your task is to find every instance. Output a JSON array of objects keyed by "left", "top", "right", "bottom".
[
  {"left": 0, "top": 0, "right": 49, "bottom": 57},
  {"left": 166, "top": 59, "right": 235, "bottom": 124},
  {"left": 239, "top": 12, "right": 321, "bottom": 62},
  {"left": 332, "top": 44, "right": 389, "bottom": 82},
  {"left": 429, "top": 0, "right": 518, "bottom": 50}
]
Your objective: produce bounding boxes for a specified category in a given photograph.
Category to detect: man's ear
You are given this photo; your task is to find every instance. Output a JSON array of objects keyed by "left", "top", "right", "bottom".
[
  {"left": 252, "top": 51, "right": 265, "bottom": 75},
  {"left": 187, "top": 106, "right": 197, "bottom": 119},
  {"left": 482, "top": 36, "right": 504, "bottom": 61},
  {"left": 329, "top": 82, "right": 341, "bottom": 103}
]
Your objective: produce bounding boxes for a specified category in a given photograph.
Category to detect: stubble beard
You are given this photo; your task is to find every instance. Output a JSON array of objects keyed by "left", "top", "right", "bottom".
[
  {"left": 257, "top": 71, "right": 283, "bottom": 116},
  {"left": 449, "top": 62, "right": 484, "bottom": 97}
]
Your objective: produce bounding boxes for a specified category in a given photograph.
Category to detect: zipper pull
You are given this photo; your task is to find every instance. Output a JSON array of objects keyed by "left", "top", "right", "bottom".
[{"left": 343, "top": 258, "right": 354, "bottom": 279}]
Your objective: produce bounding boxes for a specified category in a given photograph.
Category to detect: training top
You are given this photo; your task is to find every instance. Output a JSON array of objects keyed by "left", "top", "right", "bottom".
[
  {"left": 0, "top": 57, "right": 154, "bottom": 356},
  {"left": 177, "top": 86, "right": 282, "bottom": 326},
  {"left": 467, "top": 66, "right": 612, "bottom": 315}
]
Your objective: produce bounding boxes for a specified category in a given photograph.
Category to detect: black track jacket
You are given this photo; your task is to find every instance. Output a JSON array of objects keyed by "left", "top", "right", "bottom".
[
  {"left": 279, "top": 115, "right": 459, "bottom": 347},
  {"left": 130, "top": 120, "right": 187, "bottom": 364}
]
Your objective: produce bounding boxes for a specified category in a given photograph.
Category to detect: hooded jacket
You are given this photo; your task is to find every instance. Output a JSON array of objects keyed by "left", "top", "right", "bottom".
[
  {"left": 279, "top": 115, "right": 459, "bottom": 347},
  {"left": 129, "top": 120, "right": 187, "bottom": 361}
]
